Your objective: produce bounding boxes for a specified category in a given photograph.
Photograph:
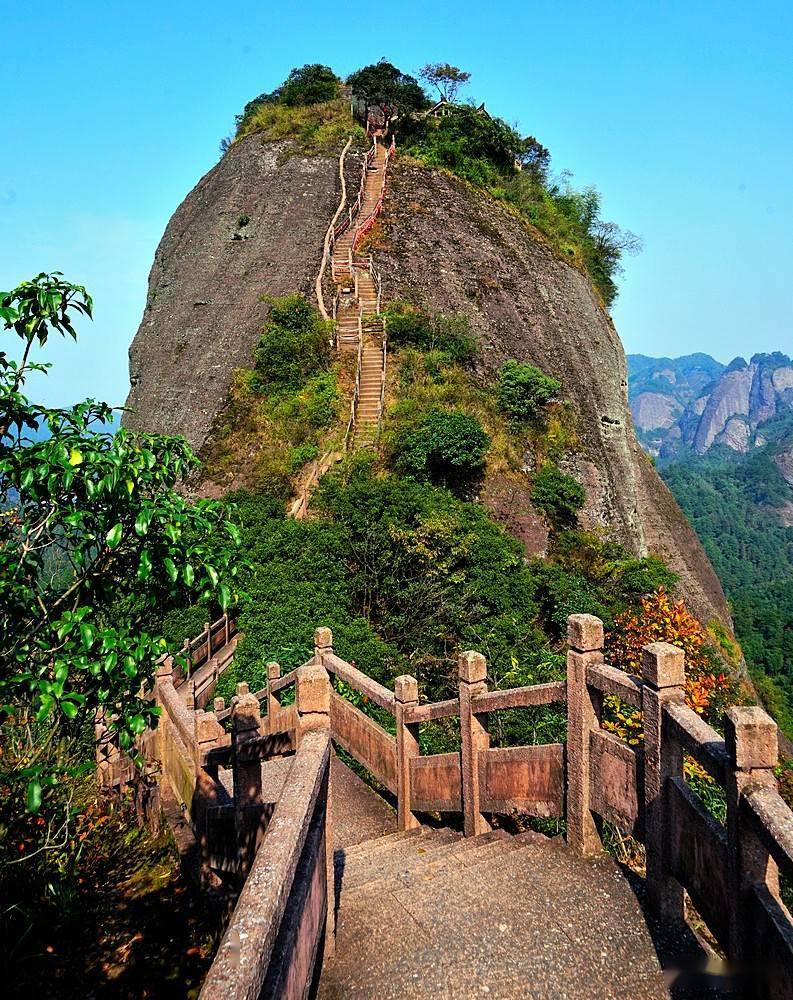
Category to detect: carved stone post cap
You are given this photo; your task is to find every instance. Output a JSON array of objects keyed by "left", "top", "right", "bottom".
[
  {"left": 196, "top": 710, "right": 223, "bottom": 743},
  {"left": 641, "top": 642, "right": 685, "bottom": 688},
  {"left": 266, "top": 661, "right": 281, "bottom": 680},
  {"left": 458, "top": 650, "right": 487, "bottom": 684},
  {"left": 297, "top": 662, "right": 331, "bottom": 715},
  {"left": 725, "top": 706, "right": 778, "bottom": 770},
  {"left": 235, "top": 681, "right": 250, "bottom": 697},
  {"left": 213, "top": 696, "right": 226, "bottom": 713},
  {"left": 155, "top": 656, "right": 174, "bottom": 679},
  {"left": 567, "top": 615, "right": 604, "bottom": 652},
  {"left": 231, "top": 692, "right": 261, "bottom": 733},
  {"left": 314, "top": 626, "right": 333, "bottom": 650},
  {"left": 395, "top": 674, "right": 418, "bottom": 703}
]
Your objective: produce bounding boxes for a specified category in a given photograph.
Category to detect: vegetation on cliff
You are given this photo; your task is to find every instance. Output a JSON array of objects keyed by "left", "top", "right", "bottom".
[{"left": 229, "top": 61, "right": 640, "bottom": 306}]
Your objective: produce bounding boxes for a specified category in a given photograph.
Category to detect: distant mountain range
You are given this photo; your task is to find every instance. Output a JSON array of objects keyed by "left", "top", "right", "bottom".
[
  {"left": 628, "top": 351, "right": 793, "bottom": 460},
  {"left": 627, "top": 350, "right": 793, "bottom": 736}
]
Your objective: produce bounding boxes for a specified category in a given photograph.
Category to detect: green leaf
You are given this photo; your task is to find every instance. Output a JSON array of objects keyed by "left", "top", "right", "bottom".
[
  {"left": 35, "top": 694, "right": 55, "bottom": 722},
  {"left": 105, "top": 523, "right": 123, "bottom": 549},
  {"left": 60, "top": 700, "right": 79, "bottom": 720},
  {"left": 69, "top": 448, "right": 83, "bottom": 466},
  {"left": 163, "top": 557, "right": 178, "bottom": 583},
  {"left": 137, "top": 549, "right": 152, "bottom": 581},
  {"left": 26, "top": 780, "right": 42, "bottom": 813},
  {"left": 182, "top": 563, "right": 195, "bottom": 587},
  {"left": 206, "top": 565, "right": 219, "bottom": 588},
  {"left": 80, "top": 622, "right": 96, "bottom": 650},
  {"left": 134, "top": 509, "right": 153, "bottom": 536},
  {"left": 218, "top": 583, "right": 231, "bottom": 611}
]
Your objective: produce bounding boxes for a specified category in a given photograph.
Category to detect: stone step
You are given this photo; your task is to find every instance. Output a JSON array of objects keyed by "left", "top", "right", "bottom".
[
  {"left": 340, "top": 829, "right": 465, "bottom": 891},
  {"left": 345, "top": 831, "right": 547, "bottom": 899},
  {"left": 337, "top": 827, "right": 425, "bottom": 864}
]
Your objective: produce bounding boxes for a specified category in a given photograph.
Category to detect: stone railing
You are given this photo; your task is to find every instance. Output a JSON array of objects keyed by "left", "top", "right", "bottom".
[
  {"left": 306, "top": 617, "right": 793, "bottom": 994},
  {"left": 128, "top": 616, "right": 793, "bottom": 997},
  {"left": 200, "top": 660, "right": 334, "bottom": 1000}
]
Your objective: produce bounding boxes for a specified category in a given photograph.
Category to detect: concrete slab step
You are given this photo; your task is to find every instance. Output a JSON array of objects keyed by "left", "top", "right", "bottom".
[
  {"left": 337, "top": 827, "right": 425, "bottom": 864},
  {"left": 344, "top": 830, "right": 513, "bottom": 896},
  {"left": 341, "top": 830, "right": 465, "bottom": 891}
]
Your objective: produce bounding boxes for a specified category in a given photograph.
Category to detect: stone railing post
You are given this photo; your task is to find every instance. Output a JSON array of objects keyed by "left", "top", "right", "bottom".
[
  {"left": 204, "top": 620, "right": 212, "bottom": 659},
  {"left": 154, "top": 656, "right": 175, "bottom": 767},
  {"left": 725, "top": 705, "right": 780, "bottom": 960},
  {"left": 395, "top": 675, "right": 420, "bottom": 831},
  {"left": 296, "top": 653, "right": 335, "bottom": 958},
  {"left": 266, "top": 661, "right": 281, "bottom": 731},
  {"left": 459, "top": 650, "right": 491, "bottom": 837},
  {"left": 314, "top": 626, "right": 333, "bottom": 666},
  {"left": 566, "top": 614, "right": 604, "bottom": 855},
  {"left": 297, "top": 661, "right": 331, "bottom": 735},
  {"left": 224, "top": 613, "right": 231, "bottom": 647},
  {"left": 642, "top": 641, "right": 686, "bottom": 923},
  {"left": 232, "top": 688, "right": 263, "bottom": 875},
  {"left": 195, "top": 708, "right": 226, "bottom": 774}
]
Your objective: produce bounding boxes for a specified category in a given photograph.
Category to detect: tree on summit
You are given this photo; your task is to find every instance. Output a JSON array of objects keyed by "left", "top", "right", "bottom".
[{"left": 419, "top": 63, "right": 471, "bottom": 103}]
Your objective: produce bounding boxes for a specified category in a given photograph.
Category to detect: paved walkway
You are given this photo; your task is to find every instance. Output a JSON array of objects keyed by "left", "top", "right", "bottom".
[{"left": 319, "top": 760, "right": 669, "bottom": 999}]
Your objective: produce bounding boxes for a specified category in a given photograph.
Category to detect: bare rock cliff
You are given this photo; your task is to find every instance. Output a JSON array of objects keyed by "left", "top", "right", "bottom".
[
  {"left": 123, "top": 146, "right": 730, "bottom": 628},
  {"left": 124, "top": 136, "right": 340, "bottom": 450},
  {"left": 377, "top": 162, "right": 730, "bottom": 626}
]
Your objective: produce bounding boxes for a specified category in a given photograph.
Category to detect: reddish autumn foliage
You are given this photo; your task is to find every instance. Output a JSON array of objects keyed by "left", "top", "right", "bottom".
[{"left": 607, "top": 587, "right": 734, "bottom": 718}]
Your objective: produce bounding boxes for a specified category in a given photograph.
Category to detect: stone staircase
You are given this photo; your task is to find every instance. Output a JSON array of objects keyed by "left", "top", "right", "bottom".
[
  {"left": 319, "top": 814, "right": 669, "bottom": 999},
  {"left": 331, "top": 139, "right": 390, "bottom": 447}
]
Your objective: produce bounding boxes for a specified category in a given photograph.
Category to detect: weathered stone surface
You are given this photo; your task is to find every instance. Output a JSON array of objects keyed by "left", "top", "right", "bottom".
[
  {"left": 567, "top": 613, "right": 604, "bottom": 653},
  {"left": 641, "top": 642, "right": 685, "bottom": 689},
  {"left": 124, "top": 136, "right": 340, "bottom": 452},
  {"left": 378, "top": 160, "right": 733, "bottom": 629},
  {"left": 725, "top": 705, "right": 778, "bottom": 770}
]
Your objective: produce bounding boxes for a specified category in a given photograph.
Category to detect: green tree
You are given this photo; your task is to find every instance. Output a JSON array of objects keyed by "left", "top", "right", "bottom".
[
  {"left": 0, "top": 273, "right": 242, "bottom": 817},
  {"left": 497, "top": 360, "right": 561, "bottom": 424},
  {"left": 392, "top": 407, "right": 489, "bottom": 485},
  {"left": 346, "top": 60, "right": 429, "bottom": 114},
  {"left": 254, "top": 293, "right": 332, "bottom": 389},
  {"left": 419, "top": 63, "right": 471, "bottom": 103},
  {"left": 531, "top": 464, "right": 585, "bottom": 527},
  {"left": 279, "top": 64, "right": 339, "bottom": 106}
]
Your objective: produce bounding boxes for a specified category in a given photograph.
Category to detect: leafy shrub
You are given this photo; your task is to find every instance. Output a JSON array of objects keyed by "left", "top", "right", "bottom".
[
  {"left": 607, "top": 587, "right": 736, "bottom": 721},
  {"left": 392, "top": 407, "right": 489, "bottom": 485},
  {"left": 399, "top": 106, "right": 524, "bottom": 185},
  {"left": 280, "top": 64, "right": 339, "bottom": 106},
  {"left": 254, "top": 294, "right": 331, "bottom": 390},
  {"left": 530, "top": 464, "right": 585, "bottom": 526},
  {"left": 385, "top": 303, "right": 476, "bottom": 362},
  {"left": 497, "top": 360, "right": 561, "bottom": 423}
]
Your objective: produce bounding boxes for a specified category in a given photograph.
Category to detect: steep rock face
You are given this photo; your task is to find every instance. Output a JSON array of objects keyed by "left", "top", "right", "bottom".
[
  {"left": 376, "top": 162, "right": 731, "bottom": 626},
  {"left": 124, "top": 136, "right": 340, "bottom": 450},
  {"left": 631, "top": 391, "right": 681, "bottom": 431}
]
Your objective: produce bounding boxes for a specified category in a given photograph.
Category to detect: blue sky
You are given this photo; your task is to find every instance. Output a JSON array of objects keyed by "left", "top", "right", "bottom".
[{"left": 2, "top": 0, "right": 791, "bottom": 407}]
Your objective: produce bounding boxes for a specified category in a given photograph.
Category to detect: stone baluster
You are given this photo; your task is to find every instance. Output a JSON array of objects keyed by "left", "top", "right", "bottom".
[
  {"left": 725, "top": 705, "right": 780, "bottom": 960},
  {"left": 642, "top": 641, "right": 686, "bottom": 923},
  {"left": 459, "top": 650, "right": 491, "bottom": 837},
  {"left": 195, "top": 708, "right": 225, "bottom": 775},
  {"left": 395, "top": 675, "right": 420, "bottom": 832},
  {"left": 204, "top": 620, "right": 212, "bottom": 659},
  {"left": 566, "top": 614, "right": 605, "bottom": 855}
]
